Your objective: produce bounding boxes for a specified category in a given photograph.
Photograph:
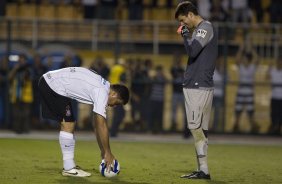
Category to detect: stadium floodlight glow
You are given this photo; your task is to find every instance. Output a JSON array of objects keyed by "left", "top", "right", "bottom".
[{"left": 9, "top": 55, "right": 19, "bottom": 62}]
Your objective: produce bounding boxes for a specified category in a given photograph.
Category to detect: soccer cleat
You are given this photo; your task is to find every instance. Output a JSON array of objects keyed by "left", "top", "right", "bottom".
[
  {"left": 62, "top": 166, "right": 91, "bottom": 177},
  {"left": 180, "top": 171, "right": 211, "bottom": 179}
]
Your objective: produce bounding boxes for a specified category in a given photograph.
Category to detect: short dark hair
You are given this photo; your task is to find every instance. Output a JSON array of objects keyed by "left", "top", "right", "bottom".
[
  {"left": 175, "top": 1, "right": 198, "bottom": 19},
  {"left": 111, "top": 84, "right": 130, "bottom": 105}
]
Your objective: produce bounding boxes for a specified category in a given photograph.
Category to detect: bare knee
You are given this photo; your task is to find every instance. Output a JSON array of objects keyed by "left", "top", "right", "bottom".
[{"left": 61, "top": 121, "right": 76, "bottom": 133}]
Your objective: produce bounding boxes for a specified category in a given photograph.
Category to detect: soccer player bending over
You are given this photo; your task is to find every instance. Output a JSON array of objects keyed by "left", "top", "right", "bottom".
[
  {"left": 38, "top": 67, "right": 129, "bottom": 177},
  {"left": 175, "top": 1, "right": 218, "bottom": 179}
]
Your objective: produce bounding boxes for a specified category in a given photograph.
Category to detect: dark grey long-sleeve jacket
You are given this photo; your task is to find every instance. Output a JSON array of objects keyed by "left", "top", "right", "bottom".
[{"left": 183, "top": 20, "right": 218, "bottom": 89}]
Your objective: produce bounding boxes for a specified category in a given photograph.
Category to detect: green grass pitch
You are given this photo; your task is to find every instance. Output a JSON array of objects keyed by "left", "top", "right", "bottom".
[{"left": 0, "top": 138, "right": 282, "bottom": 184}]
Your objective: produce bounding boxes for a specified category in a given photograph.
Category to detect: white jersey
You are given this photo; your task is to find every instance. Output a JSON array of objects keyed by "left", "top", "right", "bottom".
[
  {"left": 238, "top": 64, "right": 256, "bottom": 84},
  {"left": 237, "top": 64, "right": 256, "bottom": 94},
  {"left": 270, "top": 67, "right": 282, "bottom": 99},
  {"left": 213, "top": 69, "right": 223, "bottom": 97},
  {"left": 43, "top": 67, "right": 110, "bottom": 118}
]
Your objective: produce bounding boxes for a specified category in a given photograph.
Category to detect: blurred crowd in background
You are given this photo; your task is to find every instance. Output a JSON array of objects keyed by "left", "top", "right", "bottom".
[
  {"left": 0, "top": 0, "right": 281, "bottom": 23},
  {"left": 0, "top": 50, "right": 186, "bottom": 135},
  {"left": 0, "top": 0, "right": 281, "bottom": 137},
  {"left": 0, "top": 46, "right": 281, "bottom": 137}
]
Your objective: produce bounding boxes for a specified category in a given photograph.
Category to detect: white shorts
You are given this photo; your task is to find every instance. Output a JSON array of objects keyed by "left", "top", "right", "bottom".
[{"left": 183, "top": 88, "right": 213, "bottom": 130}]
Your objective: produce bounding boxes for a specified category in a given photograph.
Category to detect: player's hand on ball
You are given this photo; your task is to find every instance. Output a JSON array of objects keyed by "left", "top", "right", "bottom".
[
  {"left": 103, "top": 152, "right": 115, "bottom": 172},
  {"left": 177, "top": 25, "right": 189, "bottom": 37},
  {"left": 99, "top": 159, "right": 120, "bottom": 178}
]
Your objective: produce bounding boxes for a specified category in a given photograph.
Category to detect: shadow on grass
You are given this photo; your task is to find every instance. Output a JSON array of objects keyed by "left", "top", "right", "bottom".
[
  {"left": 56, "top": 177, "right": 150, "bottom": 184},
  {"left": 206, "top": 180, "right": 227, "bottom": 184},
  {"left": 175, "top": 169, "right": 228, "bottom": 184},
  {"left": 37, "top": 166, "right": 149, "bottom": 184}
]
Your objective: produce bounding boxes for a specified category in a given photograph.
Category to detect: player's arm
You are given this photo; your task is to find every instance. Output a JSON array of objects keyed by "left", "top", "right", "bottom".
[
  {"left": 180, "top": 24, "right": 213, "bottom": 58},
  {"left": 8, "top": 64, "right": 20, "bottom": 81},
  {"left": 265, "top": 59, "right": 275, "bottom": 80},
  {"left": 93, "top": 113, "right": 115, "bottom": 170},
  {"left": 235, "top": 42, "right": 245, "bottom": 66},
  {"left": 250, "top": 46, "right": 259, "bottom": 66}
]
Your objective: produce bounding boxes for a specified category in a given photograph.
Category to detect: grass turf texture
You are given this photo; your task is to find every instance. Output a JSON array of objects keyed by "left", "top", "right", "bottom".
[{"left": 0, "top": 139, "right": 281, "bottom": 184}]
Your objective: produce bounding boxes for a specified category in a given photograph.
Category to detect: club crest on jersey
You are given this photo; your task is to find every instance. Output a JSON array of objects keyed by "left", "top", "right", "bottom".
[
  {"left": 65, "top": 105, "right": 71, "bottom": 117},
  {"left": 196, "top": 29, "right": 207, "bottom": 38},
  {"left": 101, "top": 78, "right": 106, "bottom": 85},
  {"left": 70, "top": 68, "right": 76, "bottom": 72}
]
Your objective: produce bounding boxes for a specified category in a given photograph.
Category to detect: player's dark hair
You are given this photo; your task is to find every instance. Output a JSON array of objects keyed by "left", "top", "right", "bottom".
[
  {"left": 175, "top": 1, "right": 198, "bottom": 19},
  {"left": 111, "top": 84, "right": 130, "bottom": 105}
]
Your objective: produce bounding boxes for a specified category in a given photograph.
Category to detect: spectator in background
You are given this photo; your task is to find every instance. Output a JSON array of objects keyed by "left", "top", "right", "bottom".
[
  {"left": 0, "top": 0, "right": 6, "bottom": 16},
  {"left": 130, "top": 59, "right": 150, "bottom": 132},
  {"left": 0, "top": 56, "right": 9, "bottom": 127},
  {"left": 211, "top": 56, "right": 225, "bottom": 133},
  {"left": 197, "top": 0, "right": 211, "bottom": 20},
  {"left": 127, "top": 0, "right": 143, "bottom": 20},
  {"left": 269, "top": 0, "right": 282, "bottom": 23},
  {"left": 31, "top": 54, "right": 48, "bottom": 129},
  {"left": 142, "top": 58, "right": 153, "bottom": 129},
  {"left": 233, "top": 40, "right": 259, "bottom": 134},
  {"left": 109, "top": 60, "right": 127, "bottom": 137},
  {"left": 230, "top": 0, "right": 252, "bottom": 23},
  {"left": 56, "top": 0, "right": 73, "bottom": 5},
  {"left": 148, "top": 65, "right": 167, "bottom": 134},
  {"left": 210, "top": 0, "right": 229, "bottom": 22},
  {"left": 266, "top": 57, "right": 282, "bottom": 135},
  {"left": 248, "top": 0, "right": 263, "bottom": 23},
  {"left": 45, "top": 56, "right": 55, "bottom": 71},
  {"left": 90, "top": 55, "right": 110, "bottom": 80},
  {"left": 8, "top": 54, "right": 33, "bottom": 134},
  {"left": 169, "top": 53, "right": 189, "bottom": 137},
  {"left": 97, "top": 0, "right": 118, "bottom": 20},
  {"left": 60, "top": 55, "right": 75, "bottom": 68},
  {"left": 82, "top": 0, "right": 98, "bottom": 19}
]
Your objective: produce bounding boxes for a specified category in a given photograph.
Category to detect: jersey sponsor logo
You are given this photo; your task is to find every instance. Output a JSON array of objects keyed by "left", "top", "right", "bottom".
[
  {"left": 196, "top": 29, "right": 207, "bottom": 38},
  {"left": 89, "top": 69, "right": 98, "bottom": 74},
  {"left": 47, "top": 73, "right": 51, "bottom": 79}
]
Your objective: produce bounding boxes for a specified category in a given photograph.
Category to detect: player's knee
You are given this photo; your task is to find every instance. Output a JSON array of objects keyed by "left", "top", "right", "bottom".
[
  {"left": 203, "top": 130, "right": 208, "bottom": 138},
  {"left": 61, "top": 121, "right": 76, "bottom": 133},
  {"left": 190, "top": 128, "right": 206, "bottom": 142},
  {"left": 191, "top": 129, "right": 208, "bottom": 156}
]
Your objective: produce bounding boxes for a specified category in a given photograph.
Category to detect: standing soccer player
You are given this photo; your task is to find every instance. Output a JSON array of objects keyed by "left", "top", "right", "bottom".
[
  {"left": 38, "top": 67, "right": 129, "bottom": 177},
  {"left": 175, "top": 1, "right": 218, "bottom": 179}
]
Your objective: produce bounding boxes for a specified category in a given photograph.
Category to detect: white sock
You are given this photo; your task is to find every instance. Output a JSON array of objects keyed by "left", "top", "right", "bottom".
[
  {"left": 191, "top": 129, "right": 209, "bottom": 174},
  {"left": 59, "top": 131, "right": 76, "bottom": 170}
]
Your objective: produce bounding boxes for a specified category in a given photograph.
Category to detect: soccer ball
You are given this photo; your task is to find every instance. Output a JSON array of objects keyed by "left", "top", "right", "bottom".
[{"left": 99, "top": 159, "right": 120, "bottom": 178}]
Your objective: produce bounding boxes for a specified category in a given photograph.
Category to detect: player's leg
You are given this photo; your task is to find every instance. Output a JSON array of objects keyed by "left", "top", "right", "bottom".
[
  {"left": 170, "top": 93, "right": 178, "bottom": 132},
  {"left": 234, "top": 93, "right": 244, "bottom": 133},
  {"left": 190, "top": 129, "right": 208, "bottom": 168},
  {"left": 233, "top": 110, "right": 242, "bottom": 132},
  {"left": 190, "top": 89, "right": 212, "bottom": 177},
  {"left": 246, "top": 93, "right": 258, "bottom": 133},
  {"left": 59, "top": 103, "right": 91, "bottom": 177},
  {"left": 198, "top": 91, "right": 213, "bottom": 175},
  {"left": 38, "top": 78, "right": 90, "bottom": 177},
  {"left": 59, "top": 120, "right": 76, "bottom": 171},
  {"left": 181, "top": 88, "right": 212, "bottom": 179},
  {"left": 60, "top": 121, "right": 90, "bottom": 177}
]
